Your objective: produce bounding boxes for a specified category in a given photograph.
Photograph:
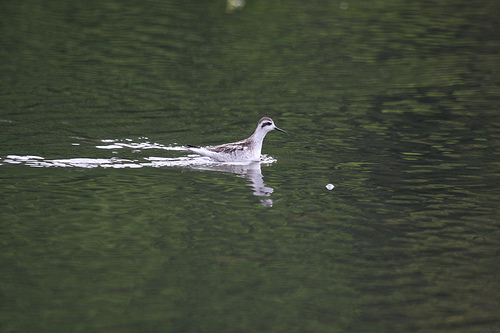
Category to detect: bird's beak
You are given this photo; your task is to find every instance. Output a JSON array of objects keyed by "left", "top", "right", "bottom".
[{"left": 274, "top": 126, "right": 287, "bottom": 134}]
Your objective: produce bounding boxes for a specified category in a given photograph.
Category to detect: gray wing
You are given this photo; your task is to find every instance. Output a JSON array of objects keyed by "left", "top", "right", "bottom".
[{"left": 207, "top": 140, "right": 247, "bottom": 153}]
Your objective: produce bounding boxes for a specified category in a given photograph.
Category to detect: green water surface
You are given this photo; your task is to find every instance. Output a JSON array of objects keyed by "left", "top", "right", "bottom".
[{"left": 1, "top": 0, "right": 499, "bottom": 332}]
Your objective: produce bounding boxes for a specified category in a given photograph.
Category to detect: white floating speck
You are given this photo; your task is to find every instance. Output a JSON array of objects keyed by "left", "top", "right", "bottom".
[{"left": 326, "top": 184, "right": 334, "bottom": 190}]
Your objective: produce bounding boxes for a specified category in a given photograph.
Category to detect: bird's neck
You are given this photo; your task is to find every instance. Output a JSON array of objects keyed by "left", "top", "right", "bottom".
[{"left": 248, "top": 130, "right": 268, "bottom": 146}]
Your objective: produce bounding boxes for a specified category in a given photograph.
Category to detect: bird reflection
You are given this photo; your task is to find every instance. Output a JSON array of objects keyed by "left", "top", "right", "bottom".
[{"left": 188, "top": 161, "right": 277, "bottom": 206}]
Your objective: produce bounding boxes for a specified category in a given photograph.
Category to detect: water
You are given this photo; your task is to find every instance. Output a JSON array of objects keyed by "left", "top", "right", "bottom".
[{"left": 1, "top": 0, "right": 499, "bottom": 332}]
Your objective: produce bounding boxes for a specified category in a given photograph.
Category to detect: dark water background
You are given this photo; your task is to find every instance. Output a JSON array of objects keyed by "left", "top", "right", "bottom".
[{"left": 1, "top": 0, "right": 499, "bottom": 332}]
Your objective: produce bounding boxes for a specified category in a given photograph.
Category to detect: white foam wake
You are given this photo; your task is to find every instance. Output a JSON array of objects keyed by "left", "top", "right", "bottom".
[{"left": 0, "top": 138, "right": 277, "bottom": 169}]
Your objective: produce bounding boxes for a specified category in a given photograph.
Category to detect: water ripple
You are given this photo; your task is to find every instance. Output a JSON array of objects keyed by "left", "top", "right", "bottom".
[{"left": 0, "top": 138, "right": 277, "bottom": 169}]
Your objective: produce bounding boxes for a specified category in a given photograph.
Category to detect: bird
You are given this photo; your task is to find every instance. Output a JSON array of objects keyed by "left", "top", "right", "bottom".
[{"left": 186, "top": 117, "right": 287, "bottom": 162}]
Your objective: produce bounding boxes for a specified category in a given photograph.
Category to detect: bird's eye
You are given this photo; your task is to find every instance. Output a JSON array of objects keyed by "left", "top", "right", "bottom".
[{"left": 261, "top": 122, "right": 272, "bottom": 128}]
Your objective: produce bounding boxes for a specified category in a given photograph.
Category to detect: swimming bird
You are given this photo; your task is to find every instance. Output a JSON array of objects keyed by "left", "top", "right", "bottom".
[{"left": 187, "top": 117, "right": 287, "bottom": 162}]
